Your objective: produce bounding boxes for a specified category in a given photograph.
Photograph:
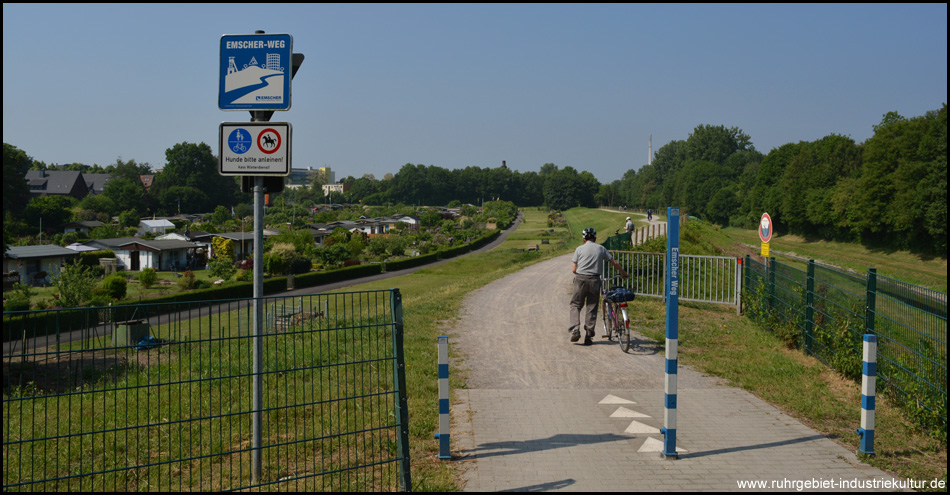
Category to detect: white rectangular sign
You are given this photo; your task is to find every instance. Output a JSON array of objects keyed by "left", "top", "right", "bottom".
[{"left": 219, "top": 122, "right": 291, "bottom": 176}]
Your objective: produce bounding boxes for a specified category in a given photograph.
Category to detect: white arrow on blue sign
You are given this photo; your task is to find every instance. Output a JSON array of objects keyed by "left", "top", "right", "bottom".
[{"left": 219, "top": 33, "right": 293, "bottom": 111}]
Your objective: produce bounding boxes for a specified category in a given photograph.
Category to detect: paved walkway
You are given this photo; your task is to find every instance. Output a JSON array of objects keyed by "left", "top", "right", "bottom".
[{"left": 449, "top": 253, "right": 907, "bottom": 492}]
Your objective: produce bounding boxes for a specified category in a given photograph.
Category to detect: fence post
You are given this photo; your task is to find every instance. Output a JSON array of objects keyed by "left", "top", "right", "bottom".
[
  {"left": 866, "top": 268, "right": 877, "bottom": 335},
  {"left": 390, "top": 289, "right": 413, "bottom": 491},
  {"left": 857, "top": 334, "right": 877, "bottom": 456},
  {"left": 768, "top": 257, "right": 776, "bottom": 312},
  {"left": 735, "top": 257, "right": 742, "bottom": 315},
  {"left": 435, "top": 335, "right": 451, "bottom": 459},
  {"left": 744, "top": 255, "right": 751, "bottom": 316},
  {"left": 804, "top": 260, "right": 815, "bottom": 356}
]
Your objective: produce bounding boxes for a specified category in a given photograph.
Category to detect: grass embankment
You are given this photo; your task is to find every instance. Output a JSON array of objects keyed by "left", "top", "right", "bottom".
[
  {"left": 631, "top": 219, "right": 947, "bottom": 488},
  {"left": 721, "top": 226, "right": 947, "bottom": 293}
]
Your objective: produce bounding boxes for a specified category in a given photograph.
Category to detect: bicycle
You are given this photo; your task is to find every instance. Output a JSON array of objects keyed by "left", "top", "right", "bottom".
[{"left": 601, "top": 275, "right": 636, "bottom": 352}]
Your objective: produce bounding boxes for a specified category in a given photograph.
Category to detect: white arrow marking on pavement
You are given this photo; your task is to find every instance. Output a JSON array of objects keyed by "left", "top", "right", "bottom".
[
  {"left": 610, "top": 406, "right": 650, "bottom": 418},
  {"left": 624, "top": 420, "right": 661, "bottom": 434},
  {"left": 637, "top": 437, "right": 687, "bottom": 453},
  {"left": 599, "top": 394, "right": 636, "bottom": 405}
]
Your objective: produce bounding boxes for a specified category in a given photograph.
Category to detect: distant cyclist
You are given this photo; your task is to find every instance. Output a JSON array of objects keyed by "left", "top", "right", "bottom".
[{"left": 569, "top": 227, "right": 628, "bottom": 346}]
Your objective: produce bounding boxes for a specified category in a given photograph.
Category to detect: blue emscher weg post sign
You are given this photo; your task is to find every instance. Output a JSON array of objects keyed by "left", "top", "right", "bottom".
[{"left": 219, "top": 33, "right": 293, "bottom": 110}]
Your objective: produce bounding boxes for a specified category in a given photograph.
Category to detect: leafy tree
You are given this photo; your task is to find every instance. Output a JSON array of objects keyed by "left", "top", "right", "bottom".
[
  {"left": 23, "top": 196, "right": 76, "bottom": 232},
  {"left": 233, "top": 203, "right": 253, "bottom": 219},
  {"left": 152, "top": 142, "right": 238, "bottom": 213},
  {"left": 775, "top": 134, "right": 860, "bottom": 238},
  {"left": 51, "top": 263, "right": 98, "bottom": 307},
  {"left": 118, "top": 209, "right": 141, "bottom": 229},
  {"left": 103, "top": 177, "right": 147, "bottom": 216},
  {"left": 90, "top": 223, "right": 122, "bottom": 239},
  {"left": 3, "top": 143, "right": 32, "bottom": 220},
  {"left": 346, "top": 176, "right": 379, "bottom": 203},
  {"left": 841, "top": 106, "right": 947, "bottom": 253},
  {"left": 685, "top": 124, "right": 754, "bottom": 165},
  {"left": 316, "top": 244, "right": 349, "bottom": 267},
  {"left": 79, "top": 194, "right": 117, "bottom": 217},
  {"left": 212, "top": 237, "right": 234, "bottom": 260},
  {"left": 211, "top": 205, "right": 232, "bottom": 226},
  {"left": 208, "top": 256, "right": 236, "bottom": 281},
  {"left": 105, "top": 157, "right": 151, "bottom": 182},
  {"left": 158, "top": 185, "right": 210, "bottom": 215}
]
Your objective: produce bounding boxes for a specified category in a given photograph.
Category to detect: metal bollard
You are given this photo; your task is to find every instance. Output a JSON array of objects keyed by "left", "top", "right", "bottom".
[
  {"left": 434, "top": 335, "right": 451, "bottom": 459},
  {"left": 857, "top": 334, "right": 877, "bottom": 456},
  {"left": 662, "top": 207, "right": 680, "bottom": 459}
]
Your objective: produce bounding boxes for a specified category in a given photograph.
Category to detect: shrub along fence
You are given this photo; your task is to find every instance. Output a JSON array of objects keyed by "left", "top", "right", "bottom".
[
  {"left": 3, "top": 229, "right": 501, "bottom": 343},
  {"left": 3, "top": 289, "right": 411, "bottom": 491},
  {"left": 744, "top": 255, "right": 947, "bottom": 440}
]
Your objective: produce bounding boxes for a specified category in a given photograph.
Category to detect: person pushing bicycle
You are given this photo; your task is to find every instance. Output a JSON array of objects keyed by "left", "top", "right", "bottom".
[{"left": 569, "top": 227, "right": 628, "bottom": 346}]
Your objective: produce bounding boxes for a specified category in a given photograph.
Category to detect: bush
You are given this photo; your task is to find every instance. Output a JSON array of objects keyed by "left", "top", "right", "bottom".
[
  {"left": 4, "top": 299, "right": 31, "bottom": 312},
  {"left": 178, "top": 270, "right": 197, "bottom": 290},
  {"left": 208, "top": 256, "right": 237, "bottom": 281},
  {"left": 288, "top": 255, "right": 312, "bottom": 274},
  {"left": 264, "top": 252, "right": 285, "bottom": 276},
  {"left": 100, "top": 274, "right": 128, "bottom": 300},
  {"left": 138, "top": 268, "right": 158, "bottom": 289},
  {"left": 79, "top": 249, "right": 115, "bottom": 267}
]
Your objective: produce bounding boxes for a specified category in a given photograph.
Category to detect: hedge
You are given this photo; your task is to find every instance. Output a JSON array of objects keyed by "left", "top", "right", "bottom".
[{"left": 3, "top": 232, "right": 499, "bottom": 342}]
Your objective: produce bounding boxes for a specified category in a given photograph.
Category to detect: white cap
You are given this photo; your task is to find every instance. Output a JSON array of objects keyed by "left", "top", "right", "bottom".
[{"left": 626, "top": 217, "right": 631, "bottom": 220}]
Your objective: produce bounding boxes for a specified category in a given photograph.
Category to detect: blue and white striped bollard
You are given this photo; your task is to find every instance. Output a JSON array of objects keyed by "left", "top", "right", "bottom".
[
  {"left": 661, "top": 206, "right": 680, "bottom": 459},
  {"left": 857, "top": 334, "right": 876, "bottom": 456},
  {"left": 435, "top": 335, "right": 451, "bottom": 459}
]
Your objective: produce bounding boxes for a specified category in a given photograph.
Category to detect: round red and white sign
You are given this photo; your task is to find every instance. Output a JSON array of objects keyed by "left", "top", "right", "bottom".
[
  {"left": 257, "top": 128, "right": 281, "bottom": 154},
  {"left": 759, "top": 212, "right": 773, "bottom": 243}
]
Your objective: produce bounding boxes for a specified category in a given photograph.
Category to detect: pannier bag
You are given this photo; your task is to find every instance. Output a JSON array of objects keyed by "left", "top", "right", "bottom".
[{"left": 605, "top": 287, "right": 636, "bottom": 303}]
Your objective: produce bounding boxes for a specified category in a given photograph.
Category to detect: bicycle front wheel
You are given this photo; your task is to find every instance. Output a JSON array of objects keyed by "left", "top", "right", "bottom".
[{"left": 601, "top": 300, "right": 613, "bottom": 340}]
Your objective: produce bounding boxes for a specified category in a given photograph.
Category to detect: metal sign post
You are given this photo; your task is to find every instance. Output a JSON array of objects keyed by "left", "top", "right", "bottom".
[
  {"left": 251, "top": 173, "right": 264, "bottom": 484},
  {"left": 218, "top": 29, "right": 303, "bottom": 485}
]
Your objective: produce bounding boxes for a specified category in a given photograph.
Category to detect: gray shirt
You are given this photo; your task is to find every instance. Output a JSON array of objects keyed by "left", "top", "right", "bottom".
[{"left": 572, "top": 241, "right": 613, "bottom": 277}]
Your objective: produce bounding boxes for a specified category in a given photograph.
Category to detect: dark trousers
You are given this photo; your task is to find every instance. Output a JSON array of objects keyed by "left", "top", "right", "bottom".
[{"left": 570, "top": 274, "right": 601, "bottom": 337}]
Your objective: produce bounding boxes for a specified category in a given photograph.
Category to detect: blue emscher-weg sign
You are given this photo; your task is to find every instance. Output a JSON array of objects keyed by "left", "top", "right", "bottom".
[{"left": 219, "top": 33, "right": 293, "bottom": 110}]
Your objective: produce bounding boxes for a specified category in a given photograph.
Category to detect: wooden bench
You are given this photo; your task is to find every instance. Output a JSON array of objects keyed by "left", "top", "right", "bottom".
[{"left": 527, "top": 244, "right": 539, "bottom": 251}]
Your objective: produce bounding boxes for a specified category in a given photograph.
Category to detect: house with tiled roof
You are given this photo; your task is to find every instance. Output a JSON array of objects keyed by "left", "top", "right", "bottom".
[{"left": 24, "top": 170, "right": 89, "bottom": 199}]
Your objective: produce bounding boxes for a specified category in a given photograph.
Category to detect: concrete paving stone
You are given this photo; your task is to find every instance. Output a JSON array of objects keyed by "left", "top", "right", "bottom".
[{"left": 456, "top": 388, "right": 906, "bottom": 492}]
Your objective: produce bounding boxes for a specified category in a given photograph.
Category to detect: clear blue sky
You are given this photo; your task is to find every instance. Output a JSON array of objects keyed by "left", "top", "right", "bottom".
[{"left": 3, "top": 4, "right": 946, "bottom": 184}]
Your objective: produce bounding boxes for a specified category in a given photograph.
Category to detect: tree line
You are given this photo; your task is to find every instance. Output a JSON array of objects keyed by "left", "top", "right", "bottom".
[{"left": 611, "top": 104, "right": 946, "bottom": 256}]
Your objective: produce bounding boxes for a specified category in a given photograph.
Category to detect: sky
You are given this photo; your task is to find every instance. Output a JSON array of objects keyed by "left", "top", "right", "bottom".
[{"left": 3, "top": 4, "right": 947, "bottom": 184}]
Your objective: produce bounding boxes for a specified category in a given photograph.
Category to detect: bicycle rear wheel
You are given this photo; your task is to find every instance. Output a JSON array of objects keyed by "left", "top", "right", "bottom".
[
  {"left": 618, "top": 313, "right": 632, "bottom": 353},
  {"left": 601, "top": 300, "right": 613, "bottom": 340}
]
